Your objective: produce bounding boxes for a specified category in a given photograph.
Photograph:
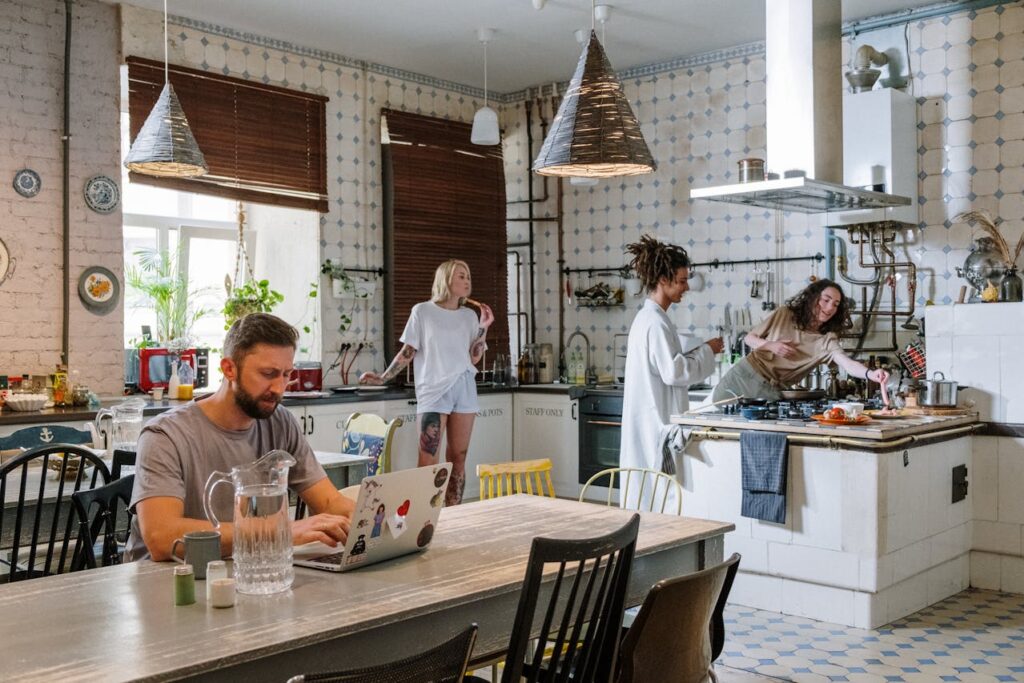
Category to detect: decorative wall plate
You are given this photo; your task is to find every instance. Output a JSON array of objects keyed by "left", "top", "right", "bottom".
[
  {"left": 13, "top": 169, "right": 41, "bottom": 198},
  {"left": 78, "top": 266, "right": 121, "bottom": 314},
  {"left": 0, "top": 237, "right": 14, "bottom": 287},
  {"left": 83, "top": 175, "right": 120, "bottom": 213}
]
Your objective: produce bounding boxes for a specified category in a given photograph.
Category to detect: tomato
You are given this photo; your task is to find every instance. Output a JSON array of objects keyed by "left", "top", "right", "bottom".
[{"left": 825, "top": 407, "right": 846, "bottom": 421}]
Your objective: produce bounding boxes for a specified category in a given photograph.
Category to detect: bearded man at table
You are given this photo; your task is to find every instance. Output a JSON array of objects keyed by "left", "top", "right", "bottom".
[{"left": 125, "top": 314, "right": 353, "bottom": 562}]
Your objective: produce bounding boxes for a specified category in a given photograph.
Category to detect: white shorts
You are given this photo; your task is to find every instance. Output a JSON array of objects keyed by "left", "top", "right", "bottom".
[{"left": 417, "top": 372, "right": 479, "bottom": 415}]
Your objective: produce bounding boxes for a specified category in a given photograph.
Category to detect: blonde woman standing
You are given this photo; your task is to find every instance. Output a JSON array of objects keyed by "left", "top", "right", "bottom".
[{"left": 360, "top": 260, "right": 493, "bottom": 505}]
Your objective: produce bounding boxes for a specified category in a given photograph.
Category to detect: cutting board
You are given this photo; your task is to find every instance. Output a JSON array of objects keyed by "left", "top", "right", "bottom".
[{"left": 901, "top": 406, "right": 973, "bottom": 416}]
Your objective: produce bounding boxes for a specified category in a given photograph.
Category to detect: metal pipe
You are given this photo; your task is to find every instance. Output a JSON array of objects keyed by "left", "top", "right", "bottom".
[
  {"left": 557, "top": 176, "right": 565, "bottom": 378},
  {"left": 507, "top": 96, "right": 550, "bottom": 205},
  {"left": 687, "top": 422, "right": 981, "bottom": 451},
  {"left": 61, "top": 0, "right": 72, "bottom": 367},
  {"left": 525, "top": 100, "right": 537, "bottom": 344}
]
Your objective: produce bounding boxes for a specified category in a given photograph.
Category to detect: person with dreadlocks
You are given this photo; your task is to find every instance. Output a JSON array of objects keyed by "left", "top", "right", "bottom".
[
  {"left": 711, "top": 279, "right": 889, "bottom": 403},
  {"left": 620, "top": 235, "right": 723, "bottom": 511}
]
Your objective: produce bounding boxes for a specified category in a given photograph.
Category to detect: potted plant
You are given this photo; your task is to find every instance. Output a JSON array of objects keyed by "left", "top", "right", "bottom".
[
  {"left": 222, "top": 278, "right": 284, "bottom": 328},
  {"left": 125, "top": 247, "right": 212, "bottom": 346}
]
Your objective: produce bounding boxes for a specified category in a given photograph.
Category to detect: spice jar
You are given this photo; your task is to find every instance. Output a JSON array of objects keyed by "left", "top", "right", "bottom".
[{"left": 174, "top": 564, "right": 196, "bottom": 606}]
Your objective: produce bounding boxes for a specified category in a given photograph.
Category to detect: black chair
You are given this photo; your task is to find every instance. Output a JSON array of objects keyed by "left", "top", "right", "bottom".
[
  {"left": 286, "top": 623, "right": 478, "bottom": 683},
  {"left": 111, "top": 449, "right": 137, "bottom": 480},
  {"left": 473, "top": 514, "right": 640, "bottom": 683},
  {"left": 70, "top": 474, "right": 135, "bottom": 570},
  {"left": 0, "top": 444, "right": 111, "bottom": 583},
  {"left": 615, "top": 553, "right": 742, "bottom": 683}
]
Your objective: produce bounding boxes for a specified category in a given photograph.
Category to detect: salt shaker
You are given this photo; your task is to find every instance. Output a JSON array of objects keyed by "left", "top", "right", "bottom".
[
  {"left": 205, "top": 561, "right": 228, "bottom": 601},
  {"left": 174, "top": 564, "right": 195, "bottom": 606}
]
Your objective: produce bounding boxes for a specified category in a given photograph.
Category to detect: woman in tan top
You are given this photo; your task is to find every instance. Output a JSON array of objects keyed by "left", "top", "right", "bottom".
[{"left": 711, "top": 279, "right": 889, "bottom": 402}]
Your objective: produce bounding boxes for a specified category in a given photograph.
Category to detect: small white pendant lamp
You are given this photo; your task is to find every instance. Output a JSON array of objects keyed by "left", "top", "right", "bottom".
[
  {"left": 471, "top": 28, "right": 500, "bottom": 146},
  {"left": 124, "top": 0, "right": 208, "bottom": 177}
]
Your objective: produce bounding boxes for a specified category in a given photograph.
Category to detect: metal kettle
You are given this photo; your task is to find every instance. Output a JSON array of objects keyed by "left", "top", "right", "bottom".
[{"left": 956, "top": 237, "right": 1007, "bottom": 296}]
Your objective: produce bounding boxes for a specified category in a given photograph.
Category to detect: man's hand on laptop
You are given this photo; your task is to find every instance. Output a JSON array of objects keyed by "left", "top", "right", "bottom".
[{"left": 293, "top": 513, "right": 350, "bottom": 546}]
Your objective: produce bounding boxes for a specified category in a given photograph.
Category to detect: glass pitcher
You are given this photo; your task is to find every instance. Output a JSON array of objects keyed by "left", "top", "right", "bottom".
[
  {"left": 204, "top": 450, "right": 296, "bottom": 595},
  {"left": 94, "top": 398, "right": 146, "bottom": 453}
]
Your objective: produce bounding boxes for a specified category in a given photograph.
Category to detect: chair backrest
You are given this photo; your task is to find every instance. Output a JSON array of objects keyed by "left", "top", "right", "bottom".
[
  {"left": 286, "top": 623, "right": 477, "bottom": 683},
  {"left": 0, "top": 424, "right": 98, "bottom": 455},
  {"left": 477, "top": 458, "right": 556, "bottom": 500},
  {"left": 0, "top": 444, "right": 112, "bottom": 583},
  {"left": 580, "top": 467, "right": 684, "bottom": 515},
  {"left": 616, "top": 553, "right": 742, "bottom": 683},
  {"left": 70, "top": 474, "right": 135, "bottom": 570},
  {"left": 342, "top": 412, "right": 403, "bottom": 476},
  {"left": 501, "top": 514, "right": 640, "bottom": 683},
  {"left": 111, "top": 449, "right": 137, "bottom": 480}
]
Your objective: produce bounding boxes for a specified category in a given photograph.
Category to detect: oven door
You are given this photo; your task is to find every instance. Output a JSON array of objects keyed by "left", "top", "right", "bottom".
[{"left": 578, "top": 394, "right": 623, "bottom": 489}]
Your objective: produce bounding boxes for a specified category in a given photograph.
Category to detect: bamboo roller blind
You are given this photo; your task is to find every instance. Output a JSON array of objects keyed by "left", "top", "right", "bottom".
[
  {"left": 126, "top": 56, "right": 328, "bottom": 212},
  {"left": 382, "top": 109, "right": 509, "bottom": 368}
]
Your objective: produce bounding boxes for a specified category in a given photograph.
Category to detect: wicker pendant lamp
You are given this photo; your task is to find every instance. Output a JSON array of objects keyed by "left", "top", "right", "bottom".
[
  {"left": 532, "top": 26, "right": 655, "bottom": 178},
  {"left": 124, "top": 0, "right": 207, "bottom": 177}
]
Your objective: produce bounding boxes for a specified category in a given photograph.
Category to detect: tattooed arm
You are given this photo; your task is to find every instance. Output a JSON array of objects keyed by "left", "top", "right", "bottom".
[
  {"left": 358, "top": 344, "right": 417, "bottom": 385},
  {"left": 469, "top": 303, "right": 494, "bottom": 364}
]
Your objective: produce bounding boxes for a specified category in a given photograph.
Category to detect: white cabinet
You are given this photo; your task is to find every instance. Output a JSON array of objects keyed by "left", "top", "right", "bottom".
[
  {"left": 512, "top": 391, "right": 579, "bottom": 499},
  {"left": 287, "top": 401, "right": 383, "bottom": 452}
]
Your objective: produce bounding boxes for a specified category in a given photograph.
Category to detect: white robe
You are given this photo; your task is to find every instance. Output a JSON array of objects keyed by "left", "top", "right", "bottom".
[{"left": 619, "top": 298, "right": 715, "bottom": 513}]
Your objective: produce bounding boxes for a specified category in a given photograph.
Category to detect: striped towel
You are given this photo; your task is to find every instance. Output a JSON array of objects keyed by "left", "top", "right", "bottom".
[{"left": 740, "top": 431, "right": 788, "bottom": 524}]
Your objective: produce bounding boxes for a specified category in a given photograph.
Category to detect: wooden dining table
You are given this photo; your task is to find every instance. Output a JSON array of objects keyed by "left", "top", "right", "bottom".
[{"left": 0, "top": 495, "right": 733, "bottom": 682}]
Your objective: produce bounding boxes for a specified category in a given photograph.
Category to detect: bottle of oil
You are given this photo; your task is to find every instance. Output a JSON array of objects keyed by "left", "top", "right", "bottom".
[{"left": 517, "top": 348, "right": 531, "bottom": 385}]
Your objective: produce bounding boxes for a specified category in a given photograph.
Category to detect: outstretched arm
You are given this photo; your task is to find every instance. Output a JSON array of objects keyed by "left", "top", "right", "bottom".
[{"left": 359, "top": 344, "right": 417, "bottom": 385}]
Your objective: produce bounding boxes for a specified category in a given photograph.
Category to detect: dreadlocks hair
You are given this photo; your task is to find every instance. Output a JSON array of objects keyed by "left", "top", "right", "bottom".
[
  {"left": 785, "top": 279, "right": 853, "bottom": 335},
  {"left": 626, "top": 235, "right": 691, "bottom": 294}
]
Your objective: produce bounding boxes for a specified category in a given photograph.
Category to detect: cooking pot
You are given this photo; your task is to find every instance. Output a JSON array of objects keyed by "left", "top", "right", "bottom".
[{"left": 917, "top": 371, "right": 958, "bottom": 407}]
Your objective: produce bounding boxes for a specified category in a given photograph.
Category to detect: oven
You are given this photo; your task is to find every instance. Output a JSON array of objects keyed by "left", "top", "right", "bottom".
[{"left": 578, "top": 393, "right": 623, "bottom": 492}]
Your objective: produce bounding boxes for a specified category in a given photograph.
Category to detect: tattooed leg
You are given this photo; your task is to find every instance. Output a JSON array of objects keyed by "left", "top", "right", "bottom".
[
  {"left": 444, "top": 412, "right": 476, "bottom": 505},
  {"left": 417, "top": 412, "right": 445, "bottom": 467},
  {"left": 446, "top": 469, "right": 466, "bottom": 507}
]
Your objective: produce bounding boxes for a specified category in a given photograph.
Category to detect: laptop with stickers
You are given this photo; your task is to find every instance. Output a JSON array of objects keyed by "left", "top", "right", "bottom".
[{"left": 293, "top": 462, "right": 452, "bottom": 572}]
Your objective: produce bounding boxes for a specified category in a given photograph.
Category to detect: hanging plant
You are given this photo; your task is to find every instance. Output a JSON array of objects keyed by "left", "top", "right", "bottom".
[{"left": 222, "top": 278, "right": 284, "bottom": 329}]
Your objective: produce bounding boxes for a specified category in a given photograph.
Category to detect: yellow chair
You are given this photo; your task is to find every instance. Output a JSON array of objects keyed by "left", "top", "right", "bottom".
[
  {"left": 476, "top": 458, "right": 556, "bottom": 500},
  {"left": 579, "top": 467, "right": 683, "bottom": 515},
  {"left": 342, "top": 412, "right": 403, "bottom": 476}
]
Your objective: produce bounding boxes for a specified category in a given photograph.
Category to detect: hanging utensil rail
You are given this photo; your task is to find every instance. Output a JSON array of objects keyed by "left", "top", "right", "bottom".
[{"left": 563, "top": 252, "right": 824, "bottom": 277}]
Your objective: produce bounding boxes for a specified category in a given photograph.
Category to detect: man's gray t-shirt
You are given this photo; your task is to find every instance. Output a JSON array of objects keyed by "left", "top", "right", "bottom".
[{"left": 125, "top": 400, "right": 327, "bottom": 561}]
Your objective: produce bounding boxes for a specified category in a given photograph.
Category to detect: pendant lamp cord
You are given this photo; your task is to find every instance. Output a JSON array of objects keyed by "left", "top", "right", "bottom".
[
  {"left": 483, "top": 40, "right": 488, "bottom": 108},
  {"left": 591, "top": 0, "right": 596, "bottom": 31},
  {"left": 163, "top": 0, "right": 169, "bottom": 85}
]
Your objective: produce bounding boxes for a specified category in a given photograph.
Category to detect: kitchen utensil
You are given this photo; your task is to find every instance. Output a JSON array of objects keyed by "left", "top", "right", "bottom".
[
  {"left": 957, "top": 237, "right": 1007, "bottom": 297},
  {"left": 896, "top": 340, "right": 927, "bottom": 379},
  {"left": 740, "top": 406, "right": 768, "bottom": 420},
  {"left": 811, "top": 414, "right": 872, "bottom": 426},
  {"left": 3, "top": 393, "right": 48, "bottom": 412},
  {"left": 683, "top": 395, "right": 745, "bottom": 414},
  {"left": 737, "top": 397, "right": 768, "bottom": 407},
  {"left": 779, "top": 389, "right": 826, "bottom": 401},
  {"left": 94, "top": 398, "right": 146, "bottom": 452},
  {"left": 917, "top": 371, "right": 959, "bottom": 407},
  {"left": 737, "top": 158, "right": 765, "bottom": 183},
  {"left": 204, "top": 449, "right": 296, "bottom": 594}
]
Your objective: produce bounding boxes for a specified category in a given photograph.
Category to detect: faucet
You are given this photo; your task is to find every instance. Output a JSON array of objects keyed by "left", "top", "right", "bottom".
[{"left": 563, "top": 330, "right": 591, "bottom": 383}]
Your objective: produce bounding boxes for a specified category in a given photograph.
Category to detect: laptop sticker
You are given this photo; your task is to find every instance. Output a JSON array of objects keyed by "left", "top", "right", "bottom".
[
  {"left": 371, "top": 504, "right": 386, "bottom": 539},
  {"left": 433, "top": 468, "right": 449, "bottom": 488},
  {"left": 389, "top": 499, "right": 411, "bottom": 539},
  {"left": 430, "top": 489, "right": 444, "bottom": 508},
  {"left": 350, "top": 535, "right": 367, "bottom": 557},
  {"left": 417, "top": 521, "right": 435, "bottom": 548}
]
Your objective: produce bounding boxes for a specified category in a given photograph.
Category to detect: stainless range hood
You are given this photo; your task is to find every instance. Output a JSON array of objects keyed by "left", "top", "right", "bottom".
[{"left": 689, "top": 0, "right": 912, "bottom": 214}]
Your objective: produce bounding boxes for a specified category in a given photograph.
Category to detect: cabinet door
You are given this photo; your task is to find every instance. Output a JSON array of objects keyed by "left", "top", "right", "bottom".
[
  {"left": 300, "top": 401, "right": 383, "bottom": 452},
  {"left": 513, "top": 392, "right": 579, "bottom": 499},
  {"left": 463, "top": 394, "right": 513, "bottom": 501}
]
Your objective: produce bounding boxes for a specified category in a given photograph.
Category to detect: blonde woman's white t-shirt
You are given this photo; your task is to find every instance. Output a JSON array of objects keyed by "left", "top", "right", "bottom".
[{"left": 401, "top": 301, "right": 479, "bottom": 408}]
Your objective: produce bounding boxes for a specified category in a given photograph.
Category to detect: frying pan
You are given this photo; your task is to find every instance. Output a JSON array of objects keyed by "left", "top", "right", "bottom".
[{"left": 779, "top": 389, "right": 827, "bottom": 401}]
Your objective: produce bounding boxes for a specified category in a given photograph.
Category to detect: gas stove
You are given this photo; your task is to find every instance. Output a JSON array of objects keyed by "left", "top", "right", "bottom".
[{"left": 721, "top": 397, "right": 886, "bottom": 421}]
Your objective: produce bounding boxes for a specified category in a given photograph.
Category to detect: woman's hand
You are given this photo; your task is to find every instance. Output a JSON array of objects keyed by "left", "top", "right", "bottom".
[
  {"left": 705, "top": 337, "right": 725, "bottom": 354},
  {"left": 867, "top": 368, "right": 890, "bottom": 385},
  {"left": 762, "top": 340, "right": 797, "bottom": 358},
  {"left": 358, "top": 371, "right": 385, "bottom": 385},
  {"left": 293, "top": 513, "right": 350, "bottom": 546},
  {"left": 478, "top": 303, "right": 494, "bottom": 328}
]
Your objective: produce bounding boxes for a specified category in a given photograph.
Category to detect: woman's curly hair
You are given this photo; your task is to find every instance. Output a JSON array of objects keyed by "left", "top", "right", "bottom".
[
  {"left": 626, "top": 235, "right": 690, "bottom": 293},
  {"left": 785, "top": 279, "right": 852, "bottom": 335}
]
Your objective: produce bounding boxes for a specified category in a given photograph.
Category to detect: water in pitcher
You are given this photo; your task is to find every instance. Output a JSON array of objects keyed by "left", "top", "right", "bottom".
[{"left": 232, "top": 484, "right": 293, "bottom": 594}]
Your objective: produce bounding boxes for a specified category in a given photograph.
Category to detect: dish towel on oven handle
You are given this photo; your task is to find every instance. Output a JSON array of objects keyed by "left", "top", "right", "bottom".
[
  {"left": 658, "top": 423, "right": 686, "bottom": 476},
  {"left": 740, "top": 430, "right": 788, "bottom": 524}
]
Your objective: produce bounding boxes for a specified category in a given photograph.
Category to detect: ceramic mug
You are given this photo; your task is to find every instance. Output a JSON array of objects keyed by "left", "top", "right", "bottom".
[{"left": 172, "top": 530, "right": 222, "bottom": 579}]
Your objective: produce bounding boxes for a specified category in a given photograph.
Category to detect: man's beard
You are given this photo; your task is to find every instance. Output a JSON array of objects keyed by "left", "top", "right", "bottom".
[{"left": 233, "top": 381, "right": 280, "bottom": 419}]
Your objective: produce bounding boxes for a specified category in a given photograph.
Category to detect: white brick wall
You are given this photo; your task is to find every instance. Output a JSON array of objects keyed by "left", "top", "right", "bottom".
[{"left": 0, "top": 0, "right": 123, "bottom": 396}]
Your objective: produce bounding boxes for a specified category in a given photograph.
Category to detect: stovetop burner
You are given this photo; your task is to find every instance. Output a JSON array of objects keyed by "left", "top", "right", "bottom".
[{"left": 721, "top": 397, "right": 885, "bottom": 421}]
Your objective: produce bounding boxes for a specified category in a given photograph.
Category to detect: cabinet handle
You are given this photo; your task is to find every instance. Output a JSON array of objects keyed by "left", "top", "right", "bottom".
[
  {"left": 586, "top": 420, "right": 621, "bottom": 427},
  {"left": 309, "top": 415, "right": 315, "bottom": 433},
  {"left": 571, "top": 403, "right": 577, "bottom": 421},
  {"left": 408, "top": 400, "right": 418, "bottom": 406},
  {"left": 301, "top": 415, "right": 307, "bottom": 434}
]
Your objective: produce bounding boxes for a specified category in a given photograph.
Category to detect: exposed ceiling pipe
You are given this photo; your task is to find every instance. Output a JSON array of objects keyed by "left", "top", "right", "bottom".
[{"left": 62, "top": 0, "right": 72, "bottom": 367}]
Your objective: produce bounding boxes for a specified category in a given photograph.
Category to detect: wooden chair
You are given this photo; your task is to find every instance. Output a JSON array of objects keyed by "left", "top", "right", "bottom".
[
  {"left": 477, "top": 458, "right": 556, "bottom": 500},
  {"left": 616, "top": 553, "right": 741, "bottom": 683},
  {"left": 0, "top": 444, "right": 111, "bottom": 583},
  {"left": 286, "top": 623, "right": 477, "bottom": 683},
  {"left": 0, "top": 424, "right": 100, "bottom": 464},
  {"left": 110, "top": 449, "right": 137, "bottom": 480},
  {"left": 295, "top": 413, "right": 402, "bottom": 520},
  {"left": 580, "top": 467, "right": 684, "bottom": 515},
  {"left": 479, "top": 514, "right": 641, "bottom": 683},
  {"left": 70, "top": 474, "right": 134, "bottom": 570}
]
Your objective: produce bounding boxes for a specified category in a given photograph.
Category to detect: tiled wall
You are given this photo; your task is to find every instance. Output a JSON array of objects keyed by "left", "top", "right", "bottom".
[{"left": 0, "top": 0, "right": 123, "bottom": 396}]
